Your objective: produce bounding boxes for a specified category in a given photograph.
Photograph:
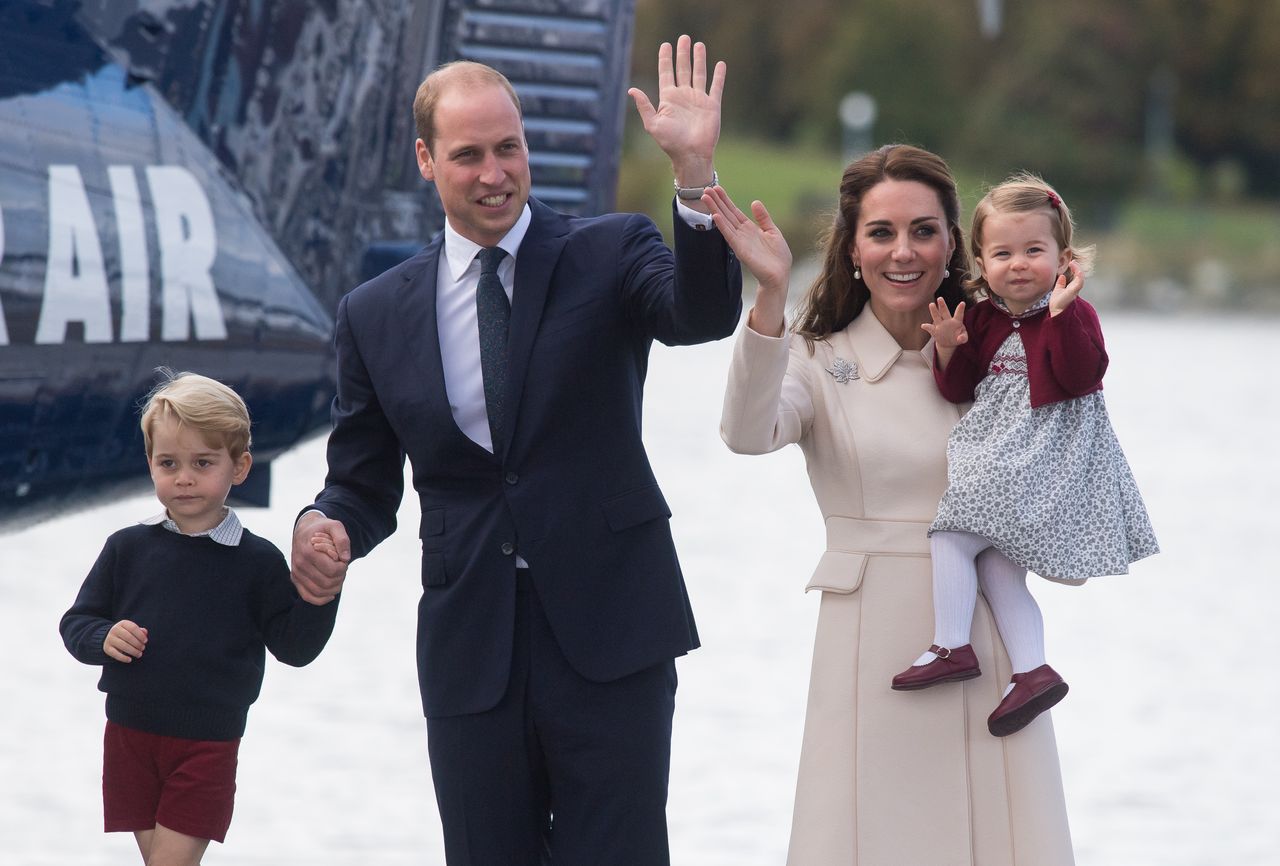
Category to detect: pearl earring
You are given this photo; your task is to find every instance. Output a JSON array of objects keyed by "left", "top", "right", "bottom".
[
  {"left": 944, "top": 268, "right": 951, "bottom": 278},
  {"left": 853, "top": 267, "right": 862, "bottom": 280}
]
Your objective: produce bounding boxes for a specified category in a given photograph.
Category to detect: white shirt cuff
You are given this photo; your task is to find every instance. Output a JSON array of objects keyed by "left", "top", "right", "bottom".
[{"left": 675, "top": 198, "right": 715, "bottom": 232}]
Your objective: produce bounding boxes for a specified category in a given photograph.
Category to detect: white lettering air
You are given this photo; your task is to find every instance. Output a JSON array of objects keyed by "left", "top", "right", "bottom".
[
  {"left": 108, "top": 166, "right": 150, "bottom": 342},
  {"left": 11, "top": 164, "right": 226, "bottom": 345},
  {"left": 147, "top": 166, "right": 225, "bottom": 341},
  {"left": 36, "top": 165, "right": 113, "bottom": 344}
]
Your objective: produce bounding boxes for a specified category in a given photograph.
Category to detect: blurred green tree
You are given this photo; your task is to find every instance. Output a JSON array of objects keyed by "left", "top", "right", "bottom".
[{"left": 630, "top": 0, "right": 1278, "bottom": 206}]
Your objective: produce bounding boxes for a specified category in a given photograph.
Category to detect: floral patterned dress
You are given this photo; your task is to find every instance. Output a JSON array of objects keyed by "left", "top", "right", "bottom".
[{"left": 930, "top": 295, "right": 1159, "bottom": 581}]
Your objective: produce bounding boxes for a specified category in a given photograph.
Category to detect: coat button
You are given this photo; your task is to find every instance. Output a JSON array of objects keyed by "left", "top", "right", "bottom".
[
  {"left": 1012, "top": 320, "right": 1021, "bottom": 329},
  {"left": 501, "top": 542, "right": 514, "bottom": 555},
  {"left": 505, "top": 471, "right": 519, "bottom": 485}
]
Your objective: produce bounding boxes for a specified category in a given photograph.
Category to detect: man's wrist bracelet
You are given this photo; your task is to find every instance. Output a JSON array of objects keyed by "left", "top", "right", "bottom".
[{"left": 674, "top": 170, "right": 718, "bottom": 200}]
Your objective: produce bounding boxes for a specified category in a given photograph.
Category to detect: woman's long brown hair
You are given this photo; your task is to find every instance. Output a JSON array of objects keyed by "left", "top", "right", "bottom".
[{"left": 793, "top": 144, "right": 967, "bottom": 344}]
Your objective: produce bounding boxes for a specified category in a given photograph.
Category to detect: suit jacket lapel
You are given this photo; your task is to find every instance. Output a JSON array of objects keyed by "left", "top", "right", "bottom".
[
  {"left": 501, "top": 199, "right": 568, "bottom": 455},
  {"left": 395, "top": 234, "right": 495, "bottom": 461}
]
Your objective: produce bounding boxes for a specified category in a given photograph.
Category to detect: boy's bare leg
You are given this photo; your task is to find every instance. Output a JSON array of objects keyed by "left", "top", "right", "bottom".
[{"left": 142, "top": 823, "right": 209, "bottom": 866}]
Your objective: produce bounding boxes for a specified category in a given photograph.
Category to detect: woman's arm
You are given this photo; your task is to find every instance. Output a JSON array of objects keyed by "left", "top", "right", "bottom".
[
  {"left": 701, "top": 186, "right": 815, "bottom": 453},
  {"left": 721, "top": 325, "right": 814, "bottom": 454}
]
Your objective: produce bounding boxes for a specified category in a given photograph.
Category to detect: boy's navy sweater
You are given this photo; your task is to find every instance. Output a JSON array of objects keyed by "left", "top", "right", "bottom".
[{"left": 60, "top": 523, "right": 339, "bottom": 740}]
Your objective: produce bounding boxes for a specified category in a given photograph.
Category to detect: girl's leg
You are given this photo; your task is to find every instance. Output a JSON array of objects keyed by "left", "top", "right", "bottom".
[
  {"left": 978, "top": 547, "right": 1069, "bottom": 735},
  {"left": 892, "top": 530, "right": 990, "bottom": 689},
  {"left": 975, "top": 546, "right": 1046, "bottom": 675},
  {"left": 144, "top": 823, "right": 209, "bottom": 866},
  {"left": 917, "top": 530, "right": 991, "bottom": 664}
]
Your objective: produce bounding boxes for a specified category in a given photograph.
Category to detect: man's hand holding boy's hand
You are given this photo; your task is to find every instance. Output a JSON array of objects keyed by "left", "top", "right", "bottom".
[
  {"left": 291, "top": 512, "right": 350, "bottom": 605},
  {"left": 104, "top": 620, "right": 147, "bottom": 663}
]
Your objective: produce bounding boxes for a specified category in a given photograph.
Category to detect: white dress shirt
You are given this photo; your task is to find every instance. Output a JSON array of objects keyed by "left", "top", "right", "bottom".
[
  {"left": 437, "top": 205, "right": 533, "bottom": 453},
  {"left": 436, "top": 199, "right": 712, "bottom": 452}
]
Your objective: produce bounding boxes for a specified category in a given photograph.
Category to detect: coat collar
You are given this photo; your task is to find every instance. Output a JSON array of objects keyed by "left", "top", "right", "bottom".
[{"left": 837, "top": 307, "right": 934, "bottom": 383}]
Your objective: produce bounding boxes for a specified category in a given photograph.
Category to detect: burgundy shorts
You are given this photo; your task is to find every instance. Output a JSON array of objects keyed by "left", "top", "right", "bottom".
[{"left": 102, "top": 721, "right": 240, "bottom": 843}]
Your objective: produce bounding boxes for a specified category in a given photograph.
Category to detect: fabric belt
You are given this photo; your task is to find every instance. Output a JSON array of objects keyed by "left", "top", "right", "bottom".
[{"left": 824, "top": 515, "right": 931, "bottom": 557}]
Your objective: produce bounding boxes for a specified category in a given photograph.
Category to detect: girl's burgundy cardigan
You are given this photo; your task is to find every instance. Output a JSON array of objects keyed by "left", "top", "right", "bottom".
[{"left": 934, "top": 297, "right": 1108, "bottom": 408}]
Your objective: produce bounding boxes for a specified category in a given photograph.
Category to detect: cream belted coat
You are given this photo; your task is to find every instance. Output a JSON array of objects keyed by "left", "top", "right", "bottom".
[{"left": 721, "top": 310, "right": 1074, "bottom": 866}]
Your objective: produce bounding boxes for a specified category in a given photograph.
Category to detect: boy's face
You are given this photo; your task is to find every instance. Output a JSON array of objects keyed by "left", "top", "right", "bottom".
[{"left": 147, "top": 414, "right": 251, "bottom": 535}]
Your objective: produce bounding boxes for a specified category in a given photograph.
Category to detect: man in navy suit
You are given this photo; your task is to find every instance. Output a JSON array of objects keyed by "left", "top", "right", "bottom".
[{"left": 290, "top": 35, "right": 741, "bottom": 865}]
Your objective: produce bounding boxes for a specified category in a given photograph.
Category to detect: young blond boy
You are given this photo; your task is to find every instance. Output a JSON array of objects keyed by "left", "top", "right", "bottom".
[{"left": 60, "top": 372, "right": 338, "bottom": 866}]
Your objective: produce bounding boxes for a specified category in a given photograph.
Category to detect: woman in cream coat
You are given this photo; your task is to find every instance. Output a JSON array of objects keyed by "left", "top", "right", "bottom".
[{"left": 705, "top": 146, "right": 1074, "bottom": 865}]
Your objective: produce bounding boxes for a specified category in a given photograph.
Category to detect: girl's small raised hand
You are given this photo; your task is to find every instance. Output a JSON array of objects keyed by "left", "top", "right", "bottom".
[
  {"left": 1050, "top": 260, "right": 1084, "bottom": 317},
  {"left": 921, "top": 298, "right": 968, "bottom": 349}
]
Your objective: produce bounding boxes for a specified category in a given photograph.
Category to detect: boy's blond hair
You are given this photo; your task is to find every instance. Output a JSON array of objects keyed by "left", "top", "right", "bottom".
[
  {"left": 140, "top": 370, "right": 252, "bottom": 458},
  {"left": 965, "top": 172, "right": 1096, "bottom": 299}
]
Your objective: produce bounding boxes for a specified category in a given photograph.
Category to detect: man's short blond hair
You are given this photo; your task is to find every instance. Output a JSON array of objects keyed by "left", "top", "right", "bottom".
[
  {"left": 140, "top": 370, "right": 252, "bottom": 458},
  {"left": 413, "top": 60, "right": 521, "bottom": 152}
]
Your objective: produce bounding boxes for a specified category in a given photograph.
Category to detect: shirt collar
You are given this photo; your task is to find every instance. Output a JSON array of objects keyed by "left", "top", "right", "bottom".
[
  {"left": 442, "top": 203, "right": 533, "bottom": 283},
  {"left": 990, "top": 290, "right": 1051, "bottom": 319},
  {"left": 141, "top": 507, "right": 244, "bottom": 546}
]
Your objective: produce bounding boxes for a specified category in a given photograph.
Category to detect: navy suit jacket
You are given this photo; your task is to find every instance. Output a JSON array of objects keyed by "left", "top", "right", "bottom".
[{"left": 311, "top": 197, "right": 742, "bottom": 718}]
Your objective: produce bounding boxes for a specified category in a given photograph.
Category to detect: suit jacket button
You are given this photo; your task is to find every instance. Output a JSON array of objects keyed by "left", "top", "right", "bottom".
[
  {"left": 505, "top": 471, "right": 519, "bottom": 485},
  {"left": 501, "top": 542, "right": 515, "bottom": 555}
]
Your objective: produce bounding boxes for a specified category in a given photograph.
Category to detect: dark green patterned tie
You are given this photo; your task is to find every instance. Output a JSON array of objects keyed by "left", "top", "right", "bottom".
[{"left": 476, "top": 246, "right": 510, "bottom": 449}]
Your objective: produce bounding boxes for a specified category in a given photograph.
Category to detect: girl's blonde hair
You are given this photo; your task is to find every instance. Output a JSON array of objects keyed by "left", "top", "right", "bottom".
[
  {"left": 140, "top": 370, "right": 251, "bottom": 458},
  {"left": 965, "top": 172, "right": 1096, "bottom": 299}
]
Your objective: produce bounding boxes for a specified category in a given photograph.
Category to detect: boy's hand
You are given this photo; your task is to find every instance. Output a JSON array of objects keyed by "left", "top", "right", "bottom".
[
  {"left": 310, "top": 532, "right": 344, "bottom": 562},
  {"left": 291, "top": 512, "right": 350, "bottom": 605},
  {"left": 104, "top": 620, "right": 147, "bottom": 663}
]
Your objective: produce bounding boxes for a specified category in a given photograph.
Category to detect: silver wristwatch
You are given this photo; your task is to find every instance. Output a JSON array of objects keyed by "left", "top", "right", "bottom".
[{"left": 674, "top": 170, "right": 718, "bottom": 200}]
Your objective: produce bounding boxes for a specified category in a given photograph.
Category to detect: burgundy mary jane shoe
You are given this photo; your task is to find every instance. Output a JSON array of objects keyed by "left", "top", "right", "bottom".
[
  {"left": 891, "top": 644, "right": 982, "bottom": 691},
  {"left": 987, "top": 664, "right": 1069, "bottom": 737}
]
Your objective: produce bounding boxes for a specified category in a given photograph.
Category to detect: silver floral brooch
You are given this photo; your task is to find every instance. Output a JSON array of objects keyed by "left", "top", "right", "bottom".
[{"left": 826, "top": 357, "right": 859, "bottom": 383}]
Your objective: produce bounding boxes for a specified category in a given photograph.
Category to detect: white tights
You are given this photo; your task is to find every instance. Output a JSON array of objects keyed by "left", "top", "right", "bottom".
[{"left": 920, "top": 530, "right": 1046, "bottom": 675}]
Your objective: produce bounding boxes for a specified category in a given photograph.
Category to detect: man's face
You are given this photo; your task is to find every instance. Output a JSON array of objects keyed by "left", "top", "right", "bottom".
[{"left": 417, "top": 83, "right": 531, "bottom": 247}]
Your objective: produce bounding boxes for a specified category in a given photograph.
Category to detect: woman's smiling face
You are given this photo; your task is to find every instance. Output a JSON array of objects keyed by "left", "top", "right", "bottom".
[{"left": 850, "top": 179, "right": 956, "bottom": 321}]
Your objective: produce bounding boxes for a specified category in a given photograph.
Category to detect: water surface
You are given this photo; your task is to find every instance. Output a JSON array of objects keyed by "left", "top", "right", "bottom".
[{"left": 3, "top": 312, "right": 1272, "bottom": 865}]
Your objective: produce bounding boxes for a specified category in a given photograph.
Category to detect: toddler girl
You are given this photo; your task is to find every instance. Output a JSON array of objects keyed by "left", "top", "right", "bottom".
[{"left": 891, "top": 174, "right": 1158, "bottom": 736}]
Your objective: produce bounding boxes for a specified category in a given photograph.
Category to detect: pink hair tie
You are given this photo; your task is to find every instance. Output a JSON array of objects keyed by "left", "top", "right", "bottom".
[{"left": 1046, "top": 190, "right": 1062, "bottom": 209}]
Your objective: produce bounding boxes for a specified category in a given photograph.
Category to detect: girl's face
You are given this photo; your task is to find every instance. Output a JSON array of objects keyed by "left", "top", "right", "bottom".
[
  {"left": 850, "top": 179, "right": 955, "bottom": 321},
  {"left": 976, "top": 210, "right": 1071, "bottom": 315}
]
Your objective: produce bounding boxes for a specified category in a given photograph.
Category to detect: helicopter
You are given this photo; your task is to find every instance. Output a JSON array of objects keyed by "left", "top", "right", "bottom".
[{"left": 0, "top": 0, "right": 637, "bottom": 530}]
